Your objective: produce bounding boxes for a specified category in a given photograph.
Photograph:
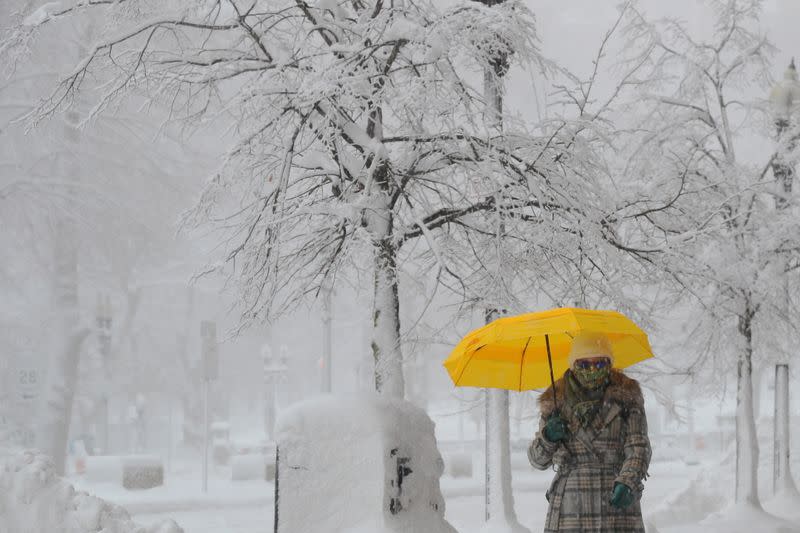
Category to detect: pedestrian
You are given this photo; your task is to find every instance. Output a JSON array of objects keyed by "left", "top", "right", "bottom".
[{"left": 528, "top": 331, "right": 651, "bottom": 532}]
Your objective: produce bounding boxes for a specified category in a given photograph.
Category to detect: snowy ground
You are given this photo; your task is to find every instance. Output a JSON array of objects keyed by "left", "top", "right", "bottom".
[{"left": 74, "top": 458, "right": 703, "bottom": 532}]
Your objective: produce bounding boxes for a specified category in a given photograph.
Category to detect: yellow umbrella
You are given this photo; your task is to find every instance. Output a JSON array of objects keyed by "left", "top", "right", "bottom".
[{"left": 443, "top": 307, "right": 653, "bottom": 393}]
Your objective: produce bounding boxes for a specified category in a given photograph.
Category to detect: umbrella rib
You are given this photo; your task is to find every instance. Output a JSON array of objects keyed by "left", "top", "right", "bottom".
[
  {"left": 518, "top": 336, "right": 531, "bottom": 392},
  {"left": 455, "top": 345, "right": 484, "bottom": 386}
]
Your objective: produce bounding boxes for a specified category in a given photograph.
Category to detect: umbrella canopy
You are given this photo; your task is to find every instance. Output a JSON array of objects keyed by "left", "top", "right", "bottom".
[{"left": 443, "top": 307, "right": 653, "bottom": 391}]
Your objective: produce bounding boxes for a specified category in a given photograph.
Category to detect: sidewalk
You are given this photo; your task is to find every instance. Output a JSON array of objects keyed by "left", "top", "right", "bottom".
[
  {"left": 73, "top": 469, "right": 551, "bottom": 515},
  {"left": 73, "top": 458, "right": 692, "bottom": 516},
  {"left": 75, "top": 458, "right": 800, "bottom": 533}
]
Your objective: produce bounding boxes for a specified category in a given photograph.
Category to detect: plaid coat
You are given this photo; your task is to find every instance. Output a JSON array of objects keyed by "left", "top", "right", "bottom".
[{"left": 527, "top": 369, "right": 651, "bottom": 532}]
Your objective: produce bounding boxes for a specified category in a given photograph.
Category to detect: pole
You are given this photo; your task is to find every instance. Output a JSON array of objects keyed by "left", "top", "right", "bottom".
[
  {"left": 687, "top": 393, "right": 697, "bottom": 464},
  {"left": 773, "top": 364, "right": 797, "bottom": 495},
  {"left": 769, "top": 63, "right": 798, "bottom": 496},
  {"left": 167, "top": 396, "right": 172, "bottom": 474},
  {"left": 202, "top": 379, "right": 209, "bottom": 493},
  {"left": 322, "top": 286, "right": 332, "bottom": 393},
  {"left": 484, "top": 388, "right": 490, "bottom": 521},
  {"left": 274, "top": 445, "right": 280, "bottom": 533}
]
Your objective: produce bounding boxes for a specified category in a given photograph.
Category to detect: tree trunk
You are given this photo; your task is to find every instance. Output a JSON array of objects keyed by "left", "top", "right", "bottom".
[
  {"left": 37, "top": 222, "right": 87, "bottom": 475},
  {"left": 483, "top": 389, "right": 527, "bottom": 533},
  {"left": 735, "top": 304, "right": 761, "bottom": 507},
  {"left": 371, "top": 231, "right": 404, "bottom": 398}
]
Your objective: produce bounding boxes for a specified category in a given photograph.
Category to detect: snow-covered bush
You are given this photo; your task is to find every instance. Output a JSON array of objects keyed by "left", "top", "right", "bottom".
[
  {"left": 0, "top": 449, "right": 180, "bottom": 533},
  {"left": 275, "top": 393, "right": 457, "bottom": 533}
]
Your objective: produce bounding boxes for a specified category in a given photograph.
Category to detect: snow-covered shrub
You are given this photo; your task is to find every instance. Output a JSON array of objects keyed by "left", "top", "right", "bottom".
[
  {"left": 0, "top": 449, "right": 180, "bottom": 533},
  {"left": 121, "top": 456, "right": 163, "bottom": 490}
]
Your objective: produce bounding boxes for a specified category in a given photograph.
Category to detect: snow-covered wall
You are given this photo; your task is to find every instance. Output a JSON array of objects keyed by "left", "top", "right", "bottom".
[
  {"left": 0, "top": 449, "right": 181, "bottom": 533},
  {"left": 275, "top": 393, "right": 458, "bottom": 533}
]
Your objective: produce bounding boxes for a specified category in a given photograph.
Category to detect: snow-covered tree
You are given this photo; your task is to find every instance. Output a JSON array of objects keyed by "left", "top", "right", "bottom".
[
  {"left": 1, "top": 0, "right": 557, "bottom": 398},
  {"left": 414, "top": 3, "right": 677, "bottom": 528},
  {"left": 1, "top": 0, "right": 211, "bottom": 469},
  {"left": 620, "top": 0, "right": 800, "bottom": 508}
]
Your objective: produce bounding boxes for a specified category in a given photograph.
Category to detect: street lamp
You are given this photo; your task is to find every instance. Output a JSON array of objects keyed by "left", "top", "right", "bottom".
[
  {"left": 768, "top": 59, "right": 800, "bottom": 497},
  {"left": 94, "top": 294, "right": 112, "bottom": 454},
  {"left": 769, "top": 59, "right": 800, "bottom": 207},
  {"left": 262, "top": 344, "right": 289, "bottom": 441}
]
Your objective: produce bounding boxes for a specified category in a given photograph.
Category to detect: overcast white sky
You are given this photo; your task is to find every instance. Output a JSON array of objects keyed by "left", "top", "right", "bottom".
[{"left": 496, "top": 0, "right": 800, "bottom": 168}]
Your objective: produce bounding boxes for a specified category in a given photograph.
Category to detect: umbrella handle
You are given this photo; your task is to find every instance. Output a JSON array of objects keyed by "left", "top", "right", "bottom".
[{"left": 545, "top": 334, "right": 558, "bottom": 412}]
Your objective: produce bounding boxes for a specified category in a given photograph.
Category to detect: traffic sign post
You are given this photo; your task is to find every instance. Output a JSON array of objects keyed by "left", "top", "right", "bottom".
[
  {"left": 200, "top": 321, "right": 218, "bottom": 493},
  {"left": 201, "top": 321, "right": 219, "bottom": 381},
  {"left": 14, "top": 346, "right": 40, "bottom": 448}
]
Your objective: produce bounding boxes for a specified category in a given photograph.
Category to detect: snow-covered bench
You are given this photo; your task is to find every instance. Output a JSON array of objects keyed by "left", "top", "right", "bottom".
[{"left": 85, "top": 454, "right": 164, "bottom": 489}]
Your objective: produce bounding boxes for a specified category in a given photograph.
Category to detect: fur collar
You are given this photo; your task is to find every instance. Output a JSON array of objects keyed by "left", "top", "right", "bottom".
[{"left": 538, "top": 369, "right": 644, "bottom": 418}]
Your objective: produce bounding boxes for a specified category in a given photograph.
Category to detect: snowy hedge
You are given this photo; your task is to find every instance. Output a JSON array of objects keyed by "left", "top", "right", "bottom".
[{"left": 0, "top": 449, "right": 181, "bottom": 533}]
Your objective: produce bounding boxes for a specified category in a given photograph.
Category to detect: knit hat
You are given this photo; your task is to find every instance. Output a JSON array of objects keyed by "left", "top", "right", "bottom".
[{"left": 568, "top": 331, "right": 614, "bottom": 368}]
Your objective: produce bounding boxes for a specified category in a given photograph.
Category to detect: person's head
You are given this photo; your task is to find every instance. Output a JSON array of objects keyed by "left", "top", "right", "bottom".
[{"left": 568, "top": 331, "right": 613, "bottom": 390}]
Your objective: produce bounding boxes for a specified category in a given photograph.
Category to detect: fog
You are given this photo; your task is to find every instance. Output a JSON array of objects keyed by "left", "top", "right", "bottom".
[{"left": 2, "top": 1, "right": 800, "bottom": 532}]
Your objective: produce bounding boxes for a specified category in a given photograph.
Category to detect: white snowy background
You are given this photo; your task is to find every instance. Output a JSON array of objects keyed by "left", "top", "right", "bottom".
[{"left": 2, "top": 0, "right": 800, "bottom": 532}]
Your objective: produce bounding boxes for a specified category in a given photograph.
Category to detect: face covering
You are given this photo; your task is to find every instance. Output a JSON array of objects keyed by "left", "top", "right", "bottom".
[{"left": 573, "top": 364, "right": 611, "bottom": 390}]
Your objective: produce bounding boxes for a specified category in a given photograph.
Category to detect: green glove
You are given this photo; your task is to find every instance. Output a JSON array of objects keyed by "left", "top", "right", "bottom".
[
  {"left": 610, "top": 482, "right": 634, "bottom": 509},
  {"left": 543, "top": 414, "right": 567, "bottom": 442}
]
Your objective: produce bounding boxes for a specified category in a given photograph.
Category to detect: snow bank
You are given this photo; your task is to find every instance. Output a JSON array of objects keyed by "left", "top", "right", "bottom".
[
  {"left": 646, "top": 458, "right": 731, "bottom": 527},
  {"left": 697, "top": 501, "right": 799, "bottom": 533},
  {"left": 764, "top": 489, "right": 800, "bottom": 523},
  {"left": 647, "top": 423, "right": 800, "bottom": 532},
  {"left": 275, "top": 393, "right": 458, "bottom": 533},
  {"left": 23, "top": 2, "right": 63, "bottom": 26},
  {"left": 0, "top": 449, "right": 181, "bottom": 533}
]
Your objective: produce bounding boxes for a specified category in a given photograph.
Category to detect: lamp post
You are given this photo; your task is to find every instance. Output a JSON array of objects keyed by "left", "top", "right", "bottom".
[
  {"left": 770, "top": 59, "right": 800, "bottom": 208},
  {"left": 200, "top": 320, "right": 219, "bottom": 493},
  {"left": 471, "top": 1, "right": 528, "bottom": 530},
  {"left": 768, "top": 59, "right": 800, "bottom": 497},
  {"left": 95, "top": 294, "right": 112, "bottom": 454},
  {"left": 262, "top": 344, "right": 289, "bottom": 441},
  {"left": 321, "top": 285, "right": 333, "bottom": 393}
]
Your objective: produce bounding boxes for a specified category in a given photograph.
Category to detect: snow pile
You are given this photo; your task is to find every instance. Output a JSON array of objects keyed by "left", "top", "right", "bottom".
[
  {"left": 646, "top": 458, "right": 731, "bottom": 527},
  {"left": 697, "top": 501, "right": 799, "bottom": 533},
  {"left": 275, "top": 393, "right": 458, "bottom": 533},
  {"left": 646, "top": 434, "right": 800, "bottom": 532},
  {"left": 0, "top": 449, "right": 182, "bottom": 533},
  {"left": 23, "top": 2, "right": 64, "bottom": 26},
  {"left": 765, "top": 489, "right": 800, "bottom": 523}
]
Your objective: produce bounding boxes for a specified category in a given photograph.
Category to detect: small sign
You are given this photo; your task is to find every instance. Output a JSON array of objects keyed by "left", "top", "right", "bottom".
[
  {"left": 201, "top": 321, "right": 218, "bottom": 381},
  {"left": 16, "top": 367, "right": 40, "bottom": 403}
]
